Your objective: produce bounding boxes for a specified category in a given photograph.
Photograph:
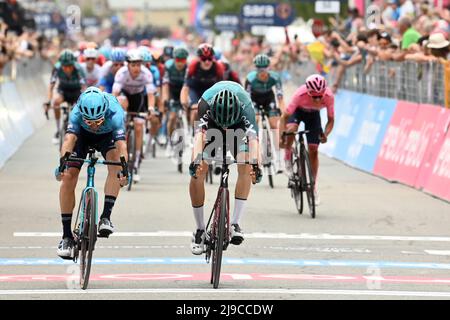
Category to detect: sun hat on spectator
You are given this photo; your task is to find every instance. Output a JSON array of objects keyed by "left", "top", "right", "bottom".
[{"left": 427, "top": 33, "right": 450, "bottom": 49}]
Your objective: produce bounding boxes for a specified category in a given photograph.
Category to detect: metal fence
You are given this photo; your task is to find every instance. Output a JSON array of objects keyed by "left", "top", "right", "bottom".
[{"left": 329, "top": 60, "right": 448, "bottom": 107}]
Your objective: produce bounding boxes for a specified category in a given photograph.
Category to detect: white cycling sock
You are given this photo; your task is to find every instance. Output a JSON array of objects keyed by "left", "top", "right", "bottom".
[
  {"left": 134, "top": 151, "right": 141, "bottom": 169},
  {"left": 231, "top": 198, "right": 246, "bottom": 225},
  {"left": 193, "top": 205, "right": 205, "bottom": 231}
]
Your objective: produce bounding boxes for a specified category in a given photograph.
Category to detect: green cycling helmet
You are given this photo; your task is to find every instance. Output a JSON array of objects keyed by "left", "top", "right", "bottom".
[
  {"left": 209, "top": 89, "right": 243, "bottom": 128},
  {"left": 253, "top": 54, "right": 270, "bottom": 68},
  {"left": 173, "top": 47, "right": 189, "bottom": 59},
  {"left": 59, "top": 49, "right": 76, "bottom": 66}
]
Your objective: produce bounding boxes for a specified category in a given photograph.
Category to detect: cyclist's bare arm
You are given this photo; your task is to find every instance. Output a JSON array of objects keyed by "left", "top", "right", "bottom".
[
  {"left": 322, "top": 116, "right": 335, "bottom": 143},
  {"left": 180, "top": 85, "right": 189, "bottom": 107},
  {"left": 147, "top": 92, "right": 156, "bottom": 112},
  {"left": 191, "top": 130, "right": 205, "bottom": 162},
  {"left": 162, "top": 83, "right": 170, "bottom": 104},
  {"left": 60, "top": 133, "right": 77, "bottom": 158},
  {"left": 277, "top": 96, "right": 286, "bottom": 114},
  {"left": 47, "top": 82, "right": 55, "bottom": 103},
  {"left": 115, "top": 140, "right": 128, "bottom": 162}
]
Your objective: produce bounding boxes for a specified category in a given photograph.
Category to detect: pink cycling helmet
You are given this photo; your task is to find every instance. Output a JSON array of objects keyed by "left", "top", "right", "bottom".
[{"left": 305, "top": 74, "right": 327, "bottom": 97}]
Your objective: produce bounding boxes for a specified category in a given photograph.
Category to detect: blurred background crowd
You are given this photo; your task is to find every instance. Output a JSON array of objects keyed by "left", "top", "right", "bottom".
[{"left": 0, "top": 0, "right": 449, "bottom": 105}]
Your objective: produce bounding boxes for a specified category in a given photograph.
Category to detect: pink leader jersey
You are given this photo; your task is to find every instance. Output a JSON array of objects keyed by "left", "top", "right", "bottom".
[{"left": 286, "top": 85, "right": 335, "bottom": 118}]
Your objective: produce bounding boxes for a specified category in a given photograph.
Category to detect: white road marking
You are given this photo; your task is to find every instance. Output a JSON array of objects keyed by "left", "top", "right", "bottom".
[
  {"left": 424, "top": 250, "right": 450, "bottom": 256},
  {"left": 13, "top": 232, "right": 450, "bottom": 242},
  {"left": 0, "top": 288, "right": 450, "bottom": 297}
]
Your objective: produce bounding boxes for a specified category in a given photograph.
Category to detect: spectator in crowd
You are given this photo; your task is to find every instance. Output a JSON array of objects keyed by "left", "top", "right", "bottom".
[{"left": 0, "top": 0, "right": 25, "bottom": 36}]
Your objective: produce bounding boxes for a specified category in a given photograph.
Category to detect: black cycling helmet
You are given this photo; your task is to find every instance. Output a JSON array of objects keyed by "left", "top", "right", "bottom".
[
  {"left": 163, "top": 45, "right": 174, "bottom": 58},
  {"left": 209, "top": 89, "right": 243, "bottom": 127}
]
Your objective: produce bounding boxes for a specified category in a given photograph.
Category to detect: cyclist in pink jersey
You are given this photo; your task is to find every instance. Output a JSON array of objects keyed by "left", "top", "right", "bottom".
[{"left": 279, "top": 74, "right": 335, "bottom": 204}]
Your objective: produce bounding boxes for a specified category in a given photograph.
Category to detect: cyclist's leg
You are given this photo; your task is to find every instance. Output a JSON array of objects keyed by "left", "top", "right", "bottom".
[
  {"left": 304, "top": 111, "right": 322, "bottom": 187},
  {"left": 57, "top": 135, "right": 86, "bottom": 256},
  {"left": 53, "top": 92, "right": 64, "bottom": 137},
  {"left": 189, "top": 159, "right": 209, "bottom": 253},
  {"left": 283, "top": 110, "right": 300, "bottom": 159},
  {"left": 232, "top": 143, "right": 253, "bottom": 243},
  {"left": 267, "top": 101, "right": 282, "bottom": 169},
  {"left": 98, "top": 139, "right": 122, "bottom": 232},
  {"left": 167, "top": 100, "right": 181, "bottom": 140},
  {"left": 188, "top": 89, "right": 201, "bottom": 135}
]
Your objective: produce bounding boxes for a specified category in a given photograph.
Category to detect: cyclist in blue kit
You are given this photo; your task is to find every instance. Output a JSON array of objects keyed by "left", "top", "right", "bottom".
[{"left": 54, "top": 87, "right": 129, "bottom": 259}]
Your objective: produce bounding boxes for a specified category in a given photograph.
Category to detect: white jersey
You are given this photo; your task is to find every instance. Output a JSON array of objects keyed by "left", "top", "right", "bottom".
[
  {"left": 99, "top": 60, "right": 114, "bottom": 78},
  {"left": 112, "top": 65, "right": 156, "bottom": 95},
  {"left": 80, "top": 63, "right": 102, "bottom": 87}
]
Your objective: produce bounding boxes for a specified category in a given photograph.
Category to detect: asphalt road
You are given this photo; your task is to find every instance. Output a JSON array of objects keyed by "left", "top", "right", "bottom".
[{"left": 0, "top": 106, "right": 450, "bottom": 301}]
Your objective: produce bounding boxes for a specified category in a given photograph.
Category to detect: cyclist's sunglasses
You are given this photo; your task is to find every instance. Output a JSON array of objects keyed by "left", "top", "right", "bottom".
[
  {"left": 113, "top": 62, "right": 124, "bottom": 67},
  {"left": 86, "top": 57, "right": 96, "bottom": 61},
  {"left": 311, "top": 95, "right": 324, "bottom": 100},
  {"left": 200, "top": 56, "right": 213, "bottom": 62},
  {"left": 83, "top": 117, "right": 105, "bottom": 126},
  {"left": 257, "top": 67, "right": 268, "bottom": 72},
  {"left": 175, "top": 58, "right": 187, "bottom": 63}
]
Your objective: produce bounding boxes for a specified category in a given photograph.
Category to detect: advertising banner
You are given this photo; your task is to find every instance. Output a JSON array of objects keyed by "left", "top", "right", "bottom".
[{"left": 373, "top": 101, "right": 419, "bottom": 181}]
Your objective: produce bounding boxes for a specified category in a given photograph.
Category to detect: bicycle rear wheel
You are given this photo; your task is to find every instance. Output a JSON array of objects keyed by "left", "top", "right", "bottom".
[
  {"left": 127, "top": 129, "right": 136, "bottom": 191},
  {"left": 211, "top": 188, "right": 228, "bottom": 289},
  {"left": 301, "top": 148, "right": 316, "bottom": 218},
  {"left": 79, "top": 189, "right": 97, "bottom": 290}
]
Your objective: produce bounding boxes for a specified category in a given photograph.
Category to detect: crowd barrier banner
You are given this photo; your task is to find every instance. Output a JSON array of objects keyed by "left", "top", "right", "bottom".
[
  {"left": 414, "top": 107, "right": 450, "bottom": 190},
  {"left": 0, "top": 97, "right": 18, "bottom": 168},
  {"left": 319, "top": 90, "right": 362, "bottom": 159},
  {"left": 343, "top": 94, "right": 397, "bottom": 172},
  {"left": 0, "top": 58, "right": 51, "bottom": 169},
  {"left": 373, "top": 101, "right": 420, "bottom": 181},
  {"left": 422, "top": 128, "right": 450, "bottom": 202},
  {"left": 392, "top": 104, "right": 442, "bottom": 187},
  {"left": 0, "top": 82, "right": 34, "bottom": 148}
]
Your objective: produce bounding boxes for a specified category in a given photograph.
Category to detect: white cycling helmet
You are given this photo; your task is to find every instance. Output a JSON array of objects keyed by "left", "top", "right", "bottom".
[{"left": 126, "top": 49, "right": 143, "bottom": 62}]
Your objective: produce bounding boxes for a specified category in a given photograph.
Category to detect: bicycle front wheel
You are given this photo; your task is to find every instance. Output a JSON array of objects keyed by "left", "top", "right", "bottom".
[
  {"left": 211, "top": 188, "right": 228, "bottom": 289},
  {"left": 80, "top": 188, "right": 97, "bottom": 290},
  {"left": 301, "top": 148, "right": 316, "bottom": 218}
]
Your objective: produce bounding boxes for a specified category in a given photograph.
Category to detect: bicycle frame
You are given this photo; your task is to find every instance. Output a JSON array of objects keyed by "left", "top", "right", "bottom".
[{"left": 75, "top": 157, "right": 100, "bottom": 238}]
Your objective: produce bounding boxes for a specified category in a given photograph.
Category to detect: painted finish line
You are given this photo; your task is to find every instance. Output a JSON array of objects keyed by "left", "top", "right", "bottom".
[
  {"left": 1, "top": 273, "right": 450, "bottom": 285},
  {"left": 1, "top": 257, "right": 450, "bottom": 270},
  {"left": 13, "top": 231, "right": 450, "bottom": 242}
]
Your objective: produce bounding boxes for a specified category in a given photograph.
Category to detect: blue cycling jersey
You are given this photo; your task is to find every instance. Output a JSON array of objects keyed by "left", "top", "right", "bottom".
[
  {"left": 99, "top": 72, "right": 115, "bottom": 93},
  {"left": 67, "top": 93, "right": 126, "bottom": 141},
  {"left": 149, "top": 65, "right": 161, "bottom": 87}
]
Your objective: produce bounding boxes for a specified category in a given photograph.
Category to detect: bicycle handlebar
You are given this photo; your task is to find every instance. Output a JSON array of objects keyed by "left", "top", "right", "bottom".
[
  {"left": 59, "top": 151, "right": 127, "bottom": 174},
  {"left": 282, "top": 130, "right": 310, "bottom": 137}
]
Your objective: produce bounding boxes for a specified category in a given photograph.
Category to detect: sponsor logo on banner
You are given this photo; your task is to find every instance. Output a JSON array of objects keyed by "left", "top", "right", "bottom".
[
  {"left": 423, "top": 129, "right": 450, "bottom": 201},
  {"left": 373, "top": 101, "right": 419, "bottom": 181},
  {"left": 393, "top": 104, "right": 441, "bottom": 186},
  {"left": 344, "top": 95, "right": 396, "bottom": 172},
  {"left": 415, "top": 107, "right": 450, "bottom": 190}
]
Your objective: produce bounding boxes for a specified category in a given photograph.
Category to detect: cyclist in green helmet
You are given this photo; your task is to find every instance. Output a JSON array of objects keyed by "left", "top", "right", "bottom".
[
  {"left": 188, "top": 81, "right": 263, "bottom": 255},
  {"left": 162, "top": 47, "right": 189, "bottom": 146},
  {"left": 245, "top": 53, "right": 286, "bottom": 173},
  {"left": 46, "top": 49, "right": 87, "bottom": 145}
]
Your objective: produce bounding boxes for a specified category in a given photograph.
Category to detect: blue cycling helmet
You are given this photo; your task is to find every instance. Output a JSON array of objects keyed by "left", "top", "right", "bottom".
[
  {"left": 141, "top": 49, "right": 153, "bottom": 63},
  {"left": 214, "top": 47, "right": 222, "bottom": 60},
  {"left": 111, "top": 48, "right": 126, "bottom": 62},
  {"left": 78, "top": 87, "right": 108, "bottom": 120}
]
